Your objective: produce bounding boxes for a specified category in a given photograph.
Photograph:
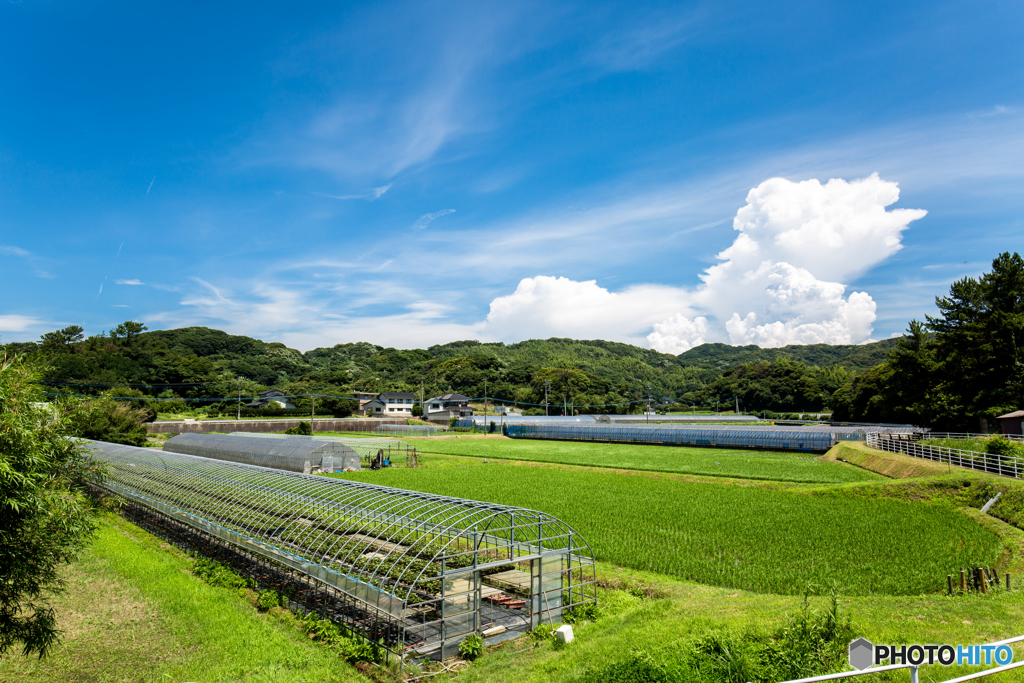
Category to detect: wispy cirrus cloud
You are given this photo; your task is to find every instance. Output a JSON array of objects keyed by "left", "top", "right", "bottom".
[
  {"left": 115, "top": 278, "right": 145, "bottom": 285},
  {"left": 1, "top": 244, "right": 53, "bottom": 278},
  {"left": 411, "top": 209, "right": 455, "bottom": 230},
  {"left": 1, "top": 245, "right": 31, "bottom": 257},
  {"left": 312, "top": 184, "right": 392, "bottom": 201}
]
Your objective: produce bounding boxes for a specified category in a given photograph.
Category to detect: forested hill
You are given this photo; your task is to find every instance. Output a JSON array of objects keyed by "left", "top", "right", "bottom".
[
  {"left": 7, "top": 324, "right": 901, "bottom": 415},
  {"left": 677, "top": 339, "right": 900, "bottom": 373}
]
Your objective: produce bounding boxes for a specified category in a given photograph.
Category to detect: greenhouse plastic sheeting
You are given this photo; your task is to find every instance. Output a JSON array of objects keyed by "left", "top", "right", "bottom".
[
  {"left": 164, "top": 433, "right": 360, "bottom": 473},
  {"left": 504, "top": 423, "right": 836, "bottom": 451},
  {"left": 228, "top": 432, "right": 418, "bottom": 468}
]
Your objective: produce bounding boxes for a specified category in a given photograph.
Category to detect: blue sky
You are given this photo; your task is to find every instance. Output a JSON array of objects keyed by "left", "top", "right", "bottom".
[{"left": 1, "top": 0, "right": 1022, "bottom": 352}]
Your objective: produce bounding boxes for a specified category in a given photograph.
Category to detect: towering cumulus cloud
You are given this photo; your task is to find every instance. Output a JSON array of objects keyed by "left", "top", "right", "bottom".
[
  {"left": 481, "top": 174, "right": 925, "bottom": 353},
  {"left": 646, "top": 173, "right": 926, "bottom": 352}
]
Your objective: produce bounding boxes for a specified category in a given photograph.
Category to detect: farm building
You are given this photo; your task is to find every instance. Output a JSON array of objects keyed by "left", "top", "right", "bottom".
[
  {"left": 81, "top": 440, "right": 596, "bottom": 661},
  {"left": 997, "top": 410, "right": 1024, "bottom": 436},
  {"left": 163, "top": 433, "right": 361, "bottom": 473},
  {"left": 244, "top": 388, "right": 296, "bottom": 410}
]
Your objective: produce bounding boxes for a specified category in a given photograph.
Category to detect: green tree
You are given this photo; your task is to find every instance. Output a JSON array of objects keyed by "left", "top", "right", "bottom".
[
  {"left": 65, "top": 397, "right": 150, "bottom": 446},
  {"left": 927, "top": 252, "right": 1024, "bottom": 429},
  {"left": 0, "top": 353, "right": 101, "bottom": 657},
  {"left": 111, "top": 320, "right": 147, "bottom": 346},
  {"left": 38, "top": 325, "right": 84, "bottom": 354}
]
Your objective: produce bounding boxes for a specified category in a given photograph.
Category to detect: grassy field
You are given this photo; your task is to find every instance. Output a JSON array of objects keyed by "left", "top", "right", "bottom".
[
  {"left": 333, "top": 462, "right": 1000, "bottom": 596},
  {"left": 0, "top": 514, "right": 363, "bottom": 683},
  {"left": 407, "top": 436, "right": 884, "bottom": 484},
  {"left": 4, "top": 510, "right": 1022, "bottom": 683}
]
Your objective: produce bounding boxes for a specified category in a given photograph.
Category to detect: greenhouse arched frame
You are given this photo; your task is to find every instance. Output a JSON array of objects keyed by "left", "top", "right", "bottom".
[{"left": 83, "top": 440, "right": 596, "bottom": 661}]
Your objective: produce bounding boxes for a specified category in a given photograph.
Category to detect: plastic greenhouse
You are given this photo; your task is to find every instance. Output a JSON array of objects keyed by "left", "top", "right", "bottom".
[
  {"left": 228, "top": 432, "right": 420, "bottom": 468},
  {"left": 164, "top": 433, "right": 361, "bottom": 473},
  {"left": 83, "top": 440, "right": 596, "bottom": 661}
]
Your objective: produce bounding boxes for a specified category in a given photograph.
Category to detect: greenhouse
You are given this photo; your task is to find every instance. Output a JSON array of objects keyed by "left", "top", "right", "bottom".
[
  {"left": 82, "top": 440, "right": 596, "bottom": 661},
  {"left": 504, "top": 423, "right": 837, "bottom": 451},
  {"left": 374, "top": 423, "right": 442, "bottom": 436},
  {"left": 164, "top": 433, "right": 361, "bottom": 473},
  {"left": 229, "top": 432, "right": 420, "bottom": 468}
]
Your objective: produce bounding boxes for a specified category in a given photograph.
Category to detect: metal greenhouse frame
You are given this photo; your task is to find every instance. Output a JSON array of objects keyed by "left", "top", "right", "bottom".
[
  {"left": 164, "top": 433, "right": 361, "bottom": 473},
  {"left": 83, "top": 440, "right": 596, "bottom": 661}
]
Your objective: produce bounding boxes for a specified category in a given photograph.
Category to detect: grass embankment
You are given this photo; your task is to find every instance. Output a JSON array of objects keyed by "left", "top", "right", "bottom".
[
  {"left": 824, "top": 440, "right": 955, "bottom": 478},
  {"left": 409, "top": 436, "right": 883, "bottom": 484},
  {"left": 4, "top": 509, "right": 1023, "bottom": 683},
  {"left": 334, "top": 462, "right": 1000, "bottom": 596},
  {"left": 0, "top": 513, "right": 362, "bottom": 683}
]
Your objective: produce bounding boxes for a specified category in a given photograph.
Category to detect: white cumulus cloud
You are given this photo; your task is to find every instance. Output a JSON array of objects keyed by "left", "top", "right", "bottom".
[
  {"left": 645, "top": 173, "right": 925, "bottom": 351},
  {"left": 482, "top": 276, "right": 692, "bottom": 344},
  {"left": 0, "top": 314, "right": 45, "bottom": 333}
]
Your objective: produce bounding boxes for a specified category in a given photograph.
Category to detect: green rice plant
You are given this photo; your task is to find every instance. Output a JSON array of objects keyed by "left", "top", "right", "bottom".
[
  {"left": 412, "top": 439, "right": 882, "bottom": 484},
  {"left": 336, "top": 464, "right": 1000, "bottom": 596}
]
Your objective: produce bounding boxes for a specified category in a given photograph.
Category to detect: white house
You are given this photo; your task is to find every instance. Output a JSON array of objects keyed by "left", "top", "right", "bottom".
[
  {"left": 363, "top": 392, "right": 416, "bottom": 417},
  {"left": 423, "top": 393, "right": 473, "bottom": 421}
]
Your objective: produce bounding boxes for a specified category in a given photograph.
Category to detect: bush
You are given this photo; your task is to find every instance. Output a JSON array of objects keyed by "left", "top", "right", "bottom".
[
  {"left": 191, "top": 557, "right": 248, "bottom": 590},
  {"left": 256, "top": 589, "right": 281, "bottom": 612},
  {"left": 284, "top": 420, "right": 313, "bottom": 435},
  {"left": 563, "top": 601, "right": 600, "bottom": 624},
  {"left": 66, "top": 397, "right": 150, "bottom": 446},
  {"left": 300, "top": 612, "right": 383, "bottom": 663},
  {"left": 458, "top": 633, "right": 484, "bottom": 660},
  {"left": 986, "top": 436, "right": 1024, "bottom": 458}
]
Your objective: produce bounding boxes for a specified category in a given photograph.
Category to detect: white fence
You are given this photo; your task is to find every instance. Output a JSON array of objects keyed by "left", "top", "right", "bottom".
[
  {"left": 925, "top": 432, "right": 1024, "bottom": 442},
  {"left": 866, "top": 433, "right": 1023, "bottom": 479}
]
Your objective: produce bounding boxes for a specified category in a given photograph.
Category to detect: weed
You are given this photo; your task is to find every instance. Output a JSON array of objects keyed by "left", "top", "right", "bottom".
[{"left": 458, "top": 633, "right": 484, "bottom": 660}]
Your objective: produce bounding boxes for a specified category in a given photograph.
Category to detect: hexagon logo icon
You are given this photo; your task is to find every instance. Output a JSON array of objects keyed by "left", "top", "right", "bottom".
[{"left": 849, "top": 637, "right": 874, "bottom": 671}]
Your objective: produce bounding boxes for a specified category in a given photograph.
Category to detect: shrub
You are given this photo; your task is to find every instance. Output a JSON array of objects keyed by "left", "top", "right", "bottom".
[
  {"left": 986, "top": 436, "right": 1024, "bottom": 458},
  {"left": 563, "top": 601, "right": 600, "bottom": 624},
  {"left": 285, "top": 420, "right": 313, "bottom": 435},
  {"left": 256, "top": 589, "right": 281, "bottom": 612},
  {"left": 300, "top": 612, "right": 383, "bottom": 663},
  {"left": 458, "top": 633, "right": 484, "bottom": 660},
  {"left": 66, "top": 396, "right": 150, "bottom": 446},
  {"left": 191, "top": 557, "right": 248, "bottom": 590}
]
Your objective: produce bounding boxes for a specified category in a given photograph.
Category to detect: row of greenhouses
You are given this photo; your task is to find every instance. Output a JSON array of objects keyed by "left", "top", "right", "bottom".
[
  {"left": 503, "top": 423, "right": 837, "bottom": 451},
  {"left": 82, "top": 440, "right": 596, "bottom": 661}
]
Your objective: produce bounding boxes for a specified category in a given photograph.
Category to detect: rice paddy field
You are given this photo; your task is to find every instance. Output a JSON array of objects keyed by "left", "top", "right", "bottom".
[
  {"left": 408, "top": 436, "right": 884, "bottom": 484},
  {"left": 333, "top": 462, "right": 1000, "bottom": 596}
]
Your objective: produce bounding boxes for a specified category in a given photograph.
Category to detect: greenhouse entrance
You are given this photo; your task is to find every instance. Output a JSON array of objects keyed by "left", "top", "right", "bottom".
[{"left": 82, "top": 440, "right": 596, "bottom": 663}]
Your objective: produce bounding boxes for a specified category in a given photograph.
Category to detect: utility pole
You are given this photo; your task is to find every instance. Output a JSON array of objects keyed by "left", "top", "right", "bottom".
[
  {"left": 645, "top": 385, "right": 652, "bottom": 424},
  {"left": 311, "top": 394, "right": 316, "bottom": 432},
  {"left": 419, "top": 374, "right": 424, "bottom": 416},
  {"left": 484, "top": 380, "right": 488, "bottom": 421},
  {"left": 735, "top": 397, "right": 739, "bottom": 414},
  {"left": 237, "top": 378, "right": 241, "bottom": 420},
  {"left": 544, "top": 380, "right": 550, "bottom": 416}
]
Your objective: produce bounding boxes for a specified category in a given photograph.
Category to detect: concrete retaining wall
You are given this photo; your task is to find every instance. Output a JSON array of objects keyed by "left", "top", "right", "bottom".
[{"left": 146, "top": 418, "right": 407, "bottom": 435}]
